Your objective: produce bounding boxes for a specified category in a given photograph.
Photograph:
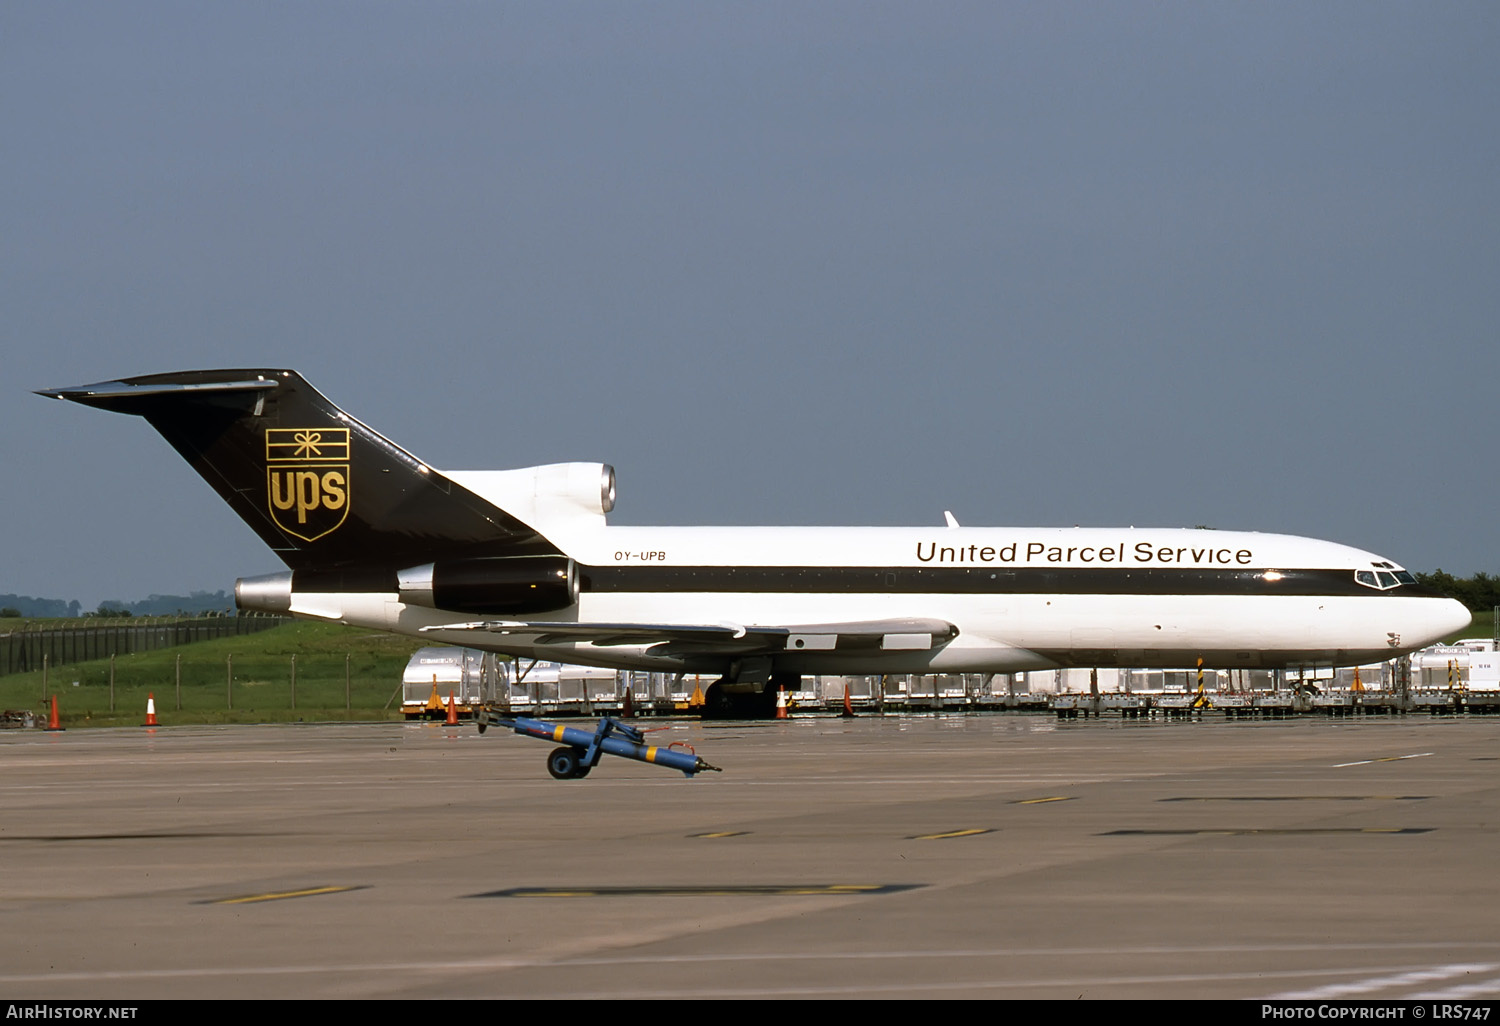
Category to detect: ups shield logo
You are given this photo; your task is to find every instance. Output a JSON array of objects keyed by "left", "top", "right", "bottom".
[{"left": 265, "top": 428, "right": 350, "bottom": 542}]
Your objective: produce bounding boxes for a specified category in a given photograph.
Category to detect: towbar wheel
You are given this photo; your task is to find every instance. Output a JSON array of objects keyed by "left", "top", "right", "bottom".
[{"left": 546, "top": 746, "right": 587, "bottom": 780}]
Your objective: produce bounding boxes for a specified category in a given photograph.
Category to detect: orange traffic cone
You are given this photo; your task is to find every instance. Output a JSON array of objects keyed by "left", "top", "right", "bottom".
[
  {"left": 621, "top": 685, "right": 635, "bottom": 719},
  {"left": 775, "top": 686, "right": 788, "bottom": 720},
  {"left": 143, "top": 692, "right": 160, "bottom": 727},
  {"left": 842, "top": 683, "right": 855, "bottom": 718},
  {"left": 45, "top": 695, "right": 64, "bottom": 732},
  {"left": 445, "top": 690, "right": 458, "bottom": 725}
]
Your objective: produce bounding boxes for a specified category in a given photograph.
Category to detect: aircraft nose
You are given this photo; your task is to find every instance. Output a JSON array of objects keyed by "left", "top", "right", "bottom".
[
  {"left": 1437, "top": 598, "right": 1473, "bottom": 639},
  {"left": 1408, "top": 598, "right": 1472, "bottom": 649}
]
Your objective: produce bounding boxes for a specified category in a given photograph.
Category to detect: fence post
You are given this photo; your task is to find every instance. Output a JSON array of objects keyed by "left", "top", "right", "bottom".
[
  {"left": 175, "top": 652, "right": 182, "bottom": 710},
  {"left": 227, "top": 654, "right": 233, "bottom": 710},
  {"left": 42, "top": 653, "right": 49, "bottom": 701},
  {"left": 109, "top": 653, "right": 116, "bottom": 713}
]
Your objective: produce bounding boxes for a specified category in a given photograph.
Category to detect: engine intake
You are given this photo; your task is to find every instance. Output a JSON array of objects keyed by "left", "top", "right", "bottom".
[{"left": 398, "top": 556, "right": 578, "bottom": 615}]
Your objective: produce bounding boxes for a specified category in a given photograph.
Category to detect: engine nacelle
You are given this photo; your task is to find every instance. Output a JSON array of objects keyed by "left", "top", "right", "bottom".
[
  {"left": 442, "top": 463, "right": 615, "bottom": 534},
  {"left": 397, "top": 556, "right": 579, "bottom": 615}
]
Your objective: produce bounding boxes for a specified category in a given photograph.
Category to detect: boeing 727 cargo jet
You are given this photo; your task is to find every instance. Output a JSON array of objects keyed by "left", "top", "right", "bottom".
[{"left": 39, "top": 369, "right": 1470, "bottom": 716}]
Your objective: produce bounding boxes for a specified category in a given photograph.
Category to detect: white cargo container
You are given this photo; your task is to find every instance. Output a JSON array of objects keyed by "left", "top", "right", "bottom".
[
  {"left": 1468, "top": 653, "right": 1500, "bottom": 688},
  {"left": 402, "top": 647, "right": 506, "bottom": 719}
]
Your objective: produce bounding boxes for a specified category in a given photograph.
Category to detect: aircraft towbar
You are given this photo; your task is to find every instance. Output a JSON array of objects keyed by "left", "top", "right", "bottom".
[{"left": 475, "top": 712, "right": 722, "bottom": 780}]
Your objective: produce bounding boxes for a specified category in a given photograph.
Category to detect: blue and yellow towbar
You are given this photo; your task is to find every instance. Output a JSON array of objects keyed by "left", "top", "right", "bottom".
[{"left": 476, "top": 711, "right": 722, "bottom": 779}]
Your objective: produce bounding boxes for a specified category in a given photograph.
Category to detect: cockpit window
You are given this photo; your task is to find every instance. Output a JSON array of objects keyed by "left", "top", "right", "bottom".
[{"left": 1356, "top": 568, "right": 1409, "bottom": 591}]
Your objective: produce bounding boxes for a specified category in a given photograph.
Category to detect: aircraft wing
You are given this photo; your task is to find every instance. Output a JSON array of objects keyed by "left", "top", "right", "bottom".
[{"left": 421, "top": 617, "right": 959, "bottom": 653}]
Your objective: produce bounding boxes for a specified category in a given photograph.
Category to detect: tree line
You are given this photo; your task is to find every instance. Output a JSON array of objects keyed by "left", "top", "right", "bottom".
[
  {"left": 1412, "top": 572, "right": 1500, "bottom": 612},
  {"left": 0, "top": 591, "right": 234, "bottom": 619}
]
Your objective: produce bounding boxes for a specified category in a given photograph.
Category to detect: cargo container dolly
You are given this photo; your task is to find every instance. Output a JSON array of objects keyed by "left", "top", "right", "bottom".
[{"left": 474, "top": 711, "right": 722, "bottom": 779}]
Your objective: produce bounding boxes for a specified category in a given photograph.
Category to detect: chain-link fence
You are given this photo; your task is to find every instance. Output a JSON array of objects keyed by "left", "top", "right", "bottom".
[{"left": 0, "top": 614, "right": 289, "bottom": 676}]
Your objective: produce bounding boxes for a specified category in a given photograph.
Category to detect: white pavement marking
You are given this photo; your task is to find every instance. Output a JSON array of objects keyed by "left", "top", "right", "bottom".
[
  {"left": 1271, "top": 962, "right": 1499, "bottom": 999},
  {"left": 1411, "top": 975, "right": 1500, "bottom": 999},
  {"left": 1333, "top": 752, "right": 1434, "bottom": 768},
  {"left": 6, "top": 947, "right": 1500, "bottom": 989}
]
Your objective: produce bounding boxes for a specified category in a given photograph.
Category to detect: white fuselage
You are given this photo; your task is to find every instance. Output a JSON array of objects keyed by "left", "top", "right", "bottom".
[{"left": 304, "top": 524, "right": 1471, "bottom": 675}]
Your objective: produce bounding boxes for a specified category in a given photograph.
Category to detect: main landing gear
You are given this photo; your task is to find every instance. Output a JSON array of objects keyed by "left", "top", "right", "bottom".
[{"left": 701, "top": 672, "right": 800, "bottom": 720}]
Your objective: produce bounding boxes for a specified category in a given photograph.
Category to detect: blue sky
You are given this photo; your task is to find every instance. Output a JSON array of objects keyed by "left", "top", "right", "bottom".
[{"left": 5, "top": 2, "right": 1497, "bottom": 605}]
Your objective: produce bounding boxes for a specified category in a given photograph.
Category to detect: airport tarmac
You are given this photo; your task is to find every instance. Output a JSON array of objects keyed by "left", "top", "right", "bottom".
[{"left": 1, "top": 713, "right": 1498, "bottom": 1000}]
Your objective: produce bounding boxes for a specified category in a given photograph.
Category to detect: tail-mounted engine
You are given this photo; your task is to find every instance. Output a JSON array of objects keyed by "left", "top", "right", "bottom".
[{"left": 397, "top": 556, "right": 579, "bottom": 615}]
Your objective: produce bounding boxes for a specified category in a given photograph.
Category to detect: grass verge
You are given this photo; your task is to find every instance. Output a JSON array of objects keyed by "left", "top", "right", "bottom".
[{"left": 1, "top": 620, "right": 430, "bottom": 728}]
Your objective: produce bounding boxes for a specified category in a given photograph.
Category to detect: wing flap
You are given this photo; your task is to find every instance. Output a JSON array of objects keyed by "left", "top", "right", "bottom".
[{"left": 421, "top": 617, "right": 959, "bottom": 653}]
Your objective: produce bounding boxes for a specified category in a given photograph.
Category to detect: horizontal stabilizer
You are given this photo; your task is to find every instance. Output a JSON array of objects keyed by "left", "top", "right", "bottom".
[{"left": 36, "top": 376, "right": 280, "bottom": 412}]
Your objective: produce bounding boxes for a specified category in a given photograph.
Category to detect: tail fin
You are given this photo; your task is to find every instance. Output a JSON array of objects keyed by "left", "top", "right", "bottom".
[{"left": 38, "top": 369, "right": 558, "bottom": 572}]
